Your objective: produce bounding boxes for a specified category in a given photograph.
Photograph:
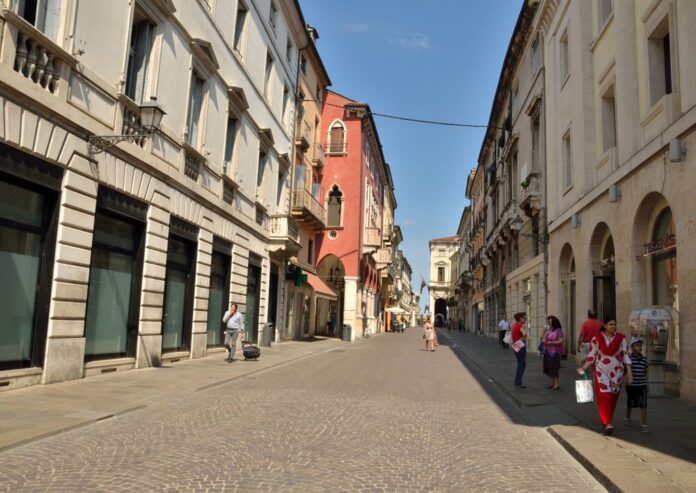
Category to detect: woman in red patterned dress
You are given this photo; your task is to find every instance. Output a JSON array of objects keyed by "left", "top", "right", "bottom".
[{"left": 577, "top": 318, "right": 633, "bottom": 435}]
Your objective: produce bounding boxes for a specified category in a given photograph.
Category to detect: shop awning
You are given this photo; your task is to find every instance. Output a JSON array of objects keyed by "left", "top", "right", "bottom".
[{"left": 305, "top": 272, "right": 338, "bottom": 300}]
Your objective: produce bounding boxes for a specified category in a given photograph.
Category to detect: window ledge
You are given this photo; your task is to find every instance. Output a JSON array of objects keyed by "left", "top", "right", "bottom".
[
  {"left": 591, "top": 12, "right": 614, "bottom": 51},
  {"left": 560, "top": 72, "right": 571, "bottom": 91},
  {"left": 562, "top": 184, "right": 574, "bottom": 197}
]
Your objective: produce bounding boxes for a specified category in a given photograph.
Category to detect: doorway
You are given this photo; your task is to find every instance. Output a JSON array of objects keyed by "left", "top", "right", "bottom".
[{"left": 245, "top": 258, "right": 262, "bottom": 343}]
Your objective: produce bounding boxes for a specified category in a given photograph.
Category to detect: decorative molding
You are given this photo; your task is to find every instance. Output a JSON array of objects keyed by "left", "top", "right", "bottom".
[{"left": 190, "top": 38, "right": 219, "bottom": 74}]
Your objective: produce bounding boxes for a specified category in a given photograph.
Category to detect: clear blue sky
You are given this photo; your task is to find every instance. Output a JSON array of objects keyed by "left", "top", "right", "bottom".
[{"left": 299, "top": 0, "right": 521, "bottom": 307}]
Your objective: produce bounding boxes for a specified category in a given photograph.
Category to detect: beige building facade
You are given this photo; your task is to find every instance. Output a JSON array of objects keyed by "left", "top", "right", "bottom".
[
  {"left": 428, "top": 235, "right": 459, "bottom": 327},
  {"left": 541, "top": 0, "right": 696, "bottom": 398},
  {"left": 0, "top": 0, "right": 311, "bottom": 390}
]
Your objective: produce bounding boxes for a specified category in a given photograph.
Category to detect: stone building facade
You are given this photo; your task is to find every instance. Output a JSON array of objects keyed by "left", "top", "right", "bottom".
[
  {"left": 0, "top": 0, "right": 310, "bottom": 390},
  {"left": 427, "top": 236, "right": 459, "bottom": 327}
]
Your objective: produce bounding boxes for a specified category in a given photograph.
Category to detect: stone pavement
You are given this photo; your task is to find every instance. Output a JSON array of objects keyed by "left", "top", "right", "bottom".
[
  {"left": 0, "top": 328, "right": 603, "bottom": 492},
  {"left": 0, "top": 337, "right": 348, "bottom": 453},
  {"left": 437, "top": 329, "right": 696, "bottom": 493}
]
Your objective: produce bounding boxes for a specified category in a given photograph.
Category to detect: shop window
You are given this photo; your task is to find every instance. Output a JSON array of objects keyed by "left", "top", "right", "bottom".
[
  {"left": 162, "top": 219, "right": 197, "bottom": 352},
  {"left": 207, "top": 246, "right": 230, "bottom": 347},
  {"left": 652, "top": 208, "right": 677, "bottom": 306},
  {"left": 0, "top": 175, "right": 57, "bottom": 370},
  {"left": 84, "top": 200, "right": 145, "bottom": 359}
]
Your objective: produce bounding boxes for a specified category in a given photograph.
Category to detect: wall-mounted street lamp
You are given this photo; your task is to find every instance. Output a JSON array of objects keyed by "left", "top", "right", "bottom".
[
  {"left": 510, "top": 214, "right": 549, "bottom": 243},
  {"left": 89, "top": 101, "right": 166, "bottom": 155}
]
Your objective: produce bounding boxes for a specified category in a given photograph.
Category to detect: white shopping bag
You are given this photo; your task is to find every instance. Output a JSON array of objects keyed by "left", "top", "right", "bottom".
[{"left": 575, "top": 374, "right": 594, "bottom": 403}]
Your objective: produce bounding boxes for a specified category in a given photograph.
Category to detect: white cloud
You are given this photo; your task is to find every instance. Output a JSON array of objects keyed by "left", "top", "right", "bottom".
[
  {"left": 403, "top": 218, "right": 417, "bottom": 226},
  {"left": 343, "top": 23, "right": 431, "bottom": 50}
]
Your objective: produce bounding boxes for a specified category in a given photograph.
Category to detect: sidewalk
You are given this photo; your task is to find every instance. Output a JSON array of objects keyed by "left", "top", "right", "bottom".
[
  {"left": 0, "top": 337, "right": 348, "bottom": 452},
  {"left": 438, "top": 330, "right": 696, "bottom": 493}
]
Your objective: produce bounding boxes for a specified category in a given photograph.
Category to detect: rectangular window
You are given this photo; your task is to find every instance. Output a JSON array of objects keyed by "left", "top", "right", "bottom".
[
  {"left": 162, "top": 224, "right": 197, "bottom": 352},
  {"left": 532, "top": 215, "right": 540, "bottom": 257},
  {"left": 186, "top": 72, "right": 205, "bottom": 147},
  {"left": 269, "top": 2, "right": 277, "bottom": 31},
  {"left": 531, "top": 115, "right": 540, "bottom": 172},
  {"left": 207, "top": 249, "right": 230, "bottom": 347},
  {"left": 257, "top": 150, "right": 267, "bottom": 190},
  {"left": 223, "top": 117, "right": 237, "bottom": 174},
  {"left": 276, "top": 170, "right": 284, "bottom": 208},
  {"left": 0, "top": 176, "right": 56, "bottom": 370},
  {"left": 307, "top": 240, "right": 314, "bottom": 265},
  {"left": 125, "top": 10, "right": 154, "bottom": 103},
  {"left": 648, "top": 20, "right": 672, "bottom": 105},
  {"left": 286, "top": 39, "right": 293, "bottom": 63},
  {"left": 438, "top": 267, "right": 445, "bottom": 283},
  {"left": 531, "top": 35, "right": 541, "bottom": 72},
  {"left": 601, "top": 86, "right": 617, "bottom": 152},
  {"left": 560, "top": 30, "right": 569, "bottom": 83},
  {"left": 598, "top": 0, "right": 613, "bottom": 29},
  {"left": 511, "top": 85, "right": 519, "bottom": 116},
  {"left": 233, "top": 1, "right": 248, "bottom": 54},
  {"left": 562, "top": 130, "right": 572, "bottom": 190},
  {"left": 84, "top": 209, "right": 143, "bottom": 359},
  {"left": 264, "top": 52, "right": 273, "bottom": 101},
  {"left": 282, "top": 85, "right": 290, "bottom": 125},
  {"left": 18, "top": 0, "right": 62, "bottom": 42},
  {"left": 300, "top": 54, "right": 307, "bottom": 75}
]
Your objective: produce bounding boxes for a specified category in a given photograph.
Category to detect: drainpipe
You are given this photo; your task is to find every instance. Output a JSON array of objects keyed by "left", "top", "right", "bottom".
[{"left": 541, "top": 65, "right": 549, "bottom": 328}]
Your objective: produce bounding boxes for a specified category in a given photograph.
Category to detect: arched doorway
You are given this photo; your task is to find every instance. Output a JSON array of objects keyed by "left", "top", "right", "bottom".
[
  {"left": 559, "top": 243, "right": 577, "bottom": 353},
  {"left": 589, "top": 223, "right": 616, "bottom": 323},
  {"left": 434, "top": 298, "right": 447, "bottom": 327},
  {"left": 317, "top": 255, "right": 345, "bottom": 338}
]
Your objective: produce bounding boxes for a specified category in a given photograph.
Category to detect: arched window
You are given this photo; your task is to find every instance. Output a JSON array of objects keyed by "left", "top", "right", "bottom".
[
  {"left": 652, "top": 207, "right": 677, "bottom": 306},
  {"left": 327, "top": 185, "right": 342, "bottom": 227},
  {"left": 328, "top": 121, "right": 345, "bottom": 154}
]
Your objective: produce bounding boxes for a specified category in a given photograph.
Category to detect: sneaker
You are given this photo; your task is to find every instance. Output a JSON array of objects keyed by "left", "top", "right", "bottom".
[
  {"left": 603, "top": 425, "right": 614, "bottom": 436},
  {"left": 624, "top": 418, "right": 632, "bottom": 427},
  {"left": 641, "top": 425, "right": 649, "bottom": 433}
]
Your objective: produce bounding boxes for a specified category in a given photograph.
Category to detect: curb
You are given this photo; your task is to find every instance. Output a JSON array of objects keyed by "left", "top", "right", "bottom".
[{"left": 547, "top": 426, "right": 622, "bottom": 493}]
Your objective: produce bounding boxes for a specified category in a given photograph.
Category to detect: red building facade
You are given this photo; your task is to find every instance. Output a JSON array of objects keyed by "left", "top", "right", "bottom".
[{"left": 315, "top": 90, "right": 388, "bottom": 339}]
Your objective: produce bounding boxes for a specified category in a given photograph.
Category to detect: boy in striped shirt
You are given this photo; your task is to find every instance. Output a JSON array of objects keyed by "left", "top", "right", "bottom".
[{"left": 624, "top": 337, "right": 649, "bottom": 432}]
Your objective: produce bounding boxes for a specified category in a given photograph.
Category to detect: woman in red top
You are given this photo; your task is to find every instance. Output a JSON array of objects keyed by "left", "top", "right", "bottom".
[{"left": 511, "top": 312, "right": 527, "bottom": 388}]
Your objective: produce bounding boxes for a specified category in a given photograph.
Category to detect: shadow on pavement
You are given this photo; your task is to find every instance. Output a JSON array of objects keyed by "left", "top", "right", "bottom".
[{"left": 436, "top": 328, "right": 696, "bottom": 493}]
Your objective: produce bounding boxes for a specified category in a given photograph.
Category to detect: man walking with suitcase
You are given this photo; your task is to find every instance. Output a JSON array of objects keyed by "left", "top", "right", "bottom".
[{"left": 222, "top": 303, "right": 244, "bottom": 363}]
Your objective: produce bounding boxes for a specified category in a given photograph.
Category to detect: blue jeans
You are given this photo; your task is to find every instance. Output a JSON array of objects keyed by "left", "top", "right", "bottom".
[{"left": 514, "top": 346, "right": 527, "bottom": 386}]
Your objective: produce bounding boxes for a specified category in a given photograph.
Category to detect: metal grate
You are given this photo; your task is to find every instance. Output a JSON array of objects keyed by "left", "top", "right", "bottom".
[{"left": 223, "top": 182, "right": 235, "bottom": 204}]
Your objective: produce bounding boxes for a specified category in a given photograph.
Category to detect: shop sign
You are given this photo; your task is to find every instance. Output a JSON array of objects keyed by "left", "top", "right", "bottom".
[{"left": 643, "top": 234, "right": 676, "bottom": 256}]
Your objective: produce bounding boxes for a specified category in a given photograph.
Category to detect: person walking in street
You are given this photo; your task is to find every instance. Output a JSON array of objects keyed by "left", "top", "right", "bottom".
[
  {"left": 498, "top": 314, "right": 511, "bottom": 350},
  {"left": 625, "top": 337, "right": 649, "bottom": 432},
  {"left": 577, "top": 310, "right": 603, "bottom": 364},
  {"left": 511, "top": 312, "right": 527, "bottom": 388},
  {"left": 222, "top": 303, "right": 244, "bottom": 363},
  {"left": 542, "top": 315, "right": 564, "bottom": 390},
  {"left": 577, "top": 318, "right": 633, "bottom": 435},
  {"left": 424, "top": 316, "right": 435, "bottom": 352}
]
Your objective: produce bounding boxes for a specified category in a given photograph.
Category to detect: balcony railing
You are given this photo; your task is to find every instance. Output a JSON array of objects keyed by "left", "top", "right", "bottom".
[
  {"left": 5, "top": 11, "right": 76, "bottom": 94},
  {"left": 363, "top": 227, "right": 381, "bottom": 250},
  {"left": 312, "top": 143, "right": 325, "bottom": 167},
  {"left": 291, "top": 189, "right": 326, "bottom": 228},
  {"left": 295, "top": 120, "right": 311, "bottom": 150},
  {"left": 375, "top": 247, "right": 391, "bottom": 267},
  {"left": 121, "top": 97, "right": 147, "bottom": 148},
  {"left": 184, "top": 146, "right": 204, "bottom": 182},
  {"left": 270, "top": 214, "right": 300, "bottom": 244}
]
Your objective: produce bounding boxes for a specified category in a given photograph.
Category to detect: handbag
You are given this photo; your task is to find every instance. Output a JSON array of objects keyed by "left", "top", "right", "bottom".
[
  {"left": 575, "top": 372, "right": 594, "bottom": 403},
  {"left": 503, "top": 331, "right": 513, "bottom": 345}
]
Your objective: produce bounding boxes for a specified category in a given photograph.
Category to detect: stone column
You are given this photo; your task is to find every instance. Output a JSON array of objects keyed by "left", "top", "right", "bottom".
[
  {"left": 43, "top": 156, "right": 97, "bottom": 383},
  {"left": 343, "top": 276, "right": 359, "bottom": 341},
  {"left": 136, "top": 188, "right": 170, "bottom": 368},
  {"left": 190, "top": 216, "right": 213, "bottom": 359}
]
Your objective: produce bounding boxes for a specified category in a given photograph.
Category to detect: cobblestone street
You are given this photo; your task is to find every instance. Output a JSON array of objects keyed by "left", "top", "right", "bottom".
[{"left": 0, "top": 330, "right": 604, "bottom": 492}]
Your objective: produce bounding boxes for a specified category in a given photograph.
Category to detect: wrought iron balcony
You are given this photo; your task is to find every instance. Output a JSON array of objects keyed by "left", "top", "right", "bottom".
[{"left": 291, "top": 189, "right": 326, "bottom": 229}]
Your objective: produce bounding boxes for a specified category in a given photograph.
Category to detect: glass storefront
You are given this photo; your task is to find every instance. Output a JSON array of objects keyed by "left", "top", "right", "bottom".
[
  {"left": 206, "top": 249, "right": 230, "bottom": 347},
  {"left": 245, "top": 260, "right": 261, "bottom": 343},
  {"left": 84, "top": 207, "right": 144, "bottom": 359},
  {"left": 162, "top": 221, "right": 197, "bottom": 352},
  {"left": 0, "top": 177, "right": 56, "bottom": 369}
]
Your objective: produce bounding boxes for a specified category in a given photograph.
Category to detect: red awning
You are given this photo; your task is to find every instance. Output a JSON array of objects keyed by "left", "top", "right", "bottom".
[{"left": 305, "top": 272, "right": 338, "bottom": 300}]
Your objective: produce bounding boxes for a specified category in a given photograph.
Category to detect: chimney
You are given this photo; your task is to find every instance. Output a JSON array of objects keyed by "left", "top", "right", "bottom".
[{"left": 306, "top": 25, "right": 319, "bottom": 43}]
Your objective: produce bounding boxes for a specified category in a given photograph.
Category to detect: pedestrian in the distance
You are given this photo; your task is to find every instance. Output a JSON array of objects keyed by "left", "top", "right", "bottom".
[
  {"left": 576, "top": 310, "right": 603, "bottom": 365},
  {"left": 511, "top": 312, "right": 527, "bottom": 388},
  {"left": 222, "top": 303, "right": 244, "bottom": 363},
  {"left": 542, "top": 315, "right": 564, "bottom": 390},
  {"left": 625, "top": 337, "right": 649, "bottom": 432},
  {"left": 577, "top": 318, "right": 633, "bottom": 435},
  {"left": 498, "top": 314, "right": 511, "bottom": 350},
  {"left": 423, "top": 316, "right": 435, "bottom": 352}
]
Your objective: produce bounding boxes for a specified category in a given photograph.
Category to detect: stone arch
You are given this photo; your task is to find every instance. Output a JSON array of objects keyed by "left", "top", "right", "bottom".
[
  {"left": 558, "top": 243, "right": 577, "bottom": 353},
  {"left": 589, "top": 222, "right": 616, "bottom": 322},
  {"left": 434, "top": 298, "right": 447, "bottom": 327},
  {"left": 631, "top": 192, "right": 674, "bottom": 309},
  {"left": 317, "top": 254, "right": 345, "bottom": 334}
]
